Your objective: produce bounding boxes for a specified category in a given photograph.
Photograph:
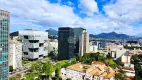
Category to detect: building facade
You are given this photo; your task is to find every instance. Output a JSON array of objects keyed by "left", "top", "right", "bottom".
[
  {"left": 58, "top": 27, "right": 89, "bottom": 60},
  {"left": 58, "top": 27, "right": 74, "bottom": 60},
  {"left": 19, "top": 29, "right": 48, "bottom": 60},
  {"left": 61, "top": 62, "right": 115, "bottom": 80},
  {"left": 9, "top": 40, "right": 22, "bottom": 70},
  {"left": 0, "top": 9, "right": 9, "bottom": 80}
]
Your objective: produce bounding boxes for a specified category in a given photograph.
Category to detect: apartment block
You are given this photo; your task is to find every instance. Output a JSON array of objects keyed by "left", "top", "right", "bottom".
[{"left": 9, "top": 39, "right": 22, "bottom": 70}]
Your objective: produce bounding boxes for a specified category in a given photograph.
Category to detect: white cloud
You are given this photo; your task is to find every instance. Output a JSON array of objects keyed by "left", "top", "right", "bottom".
[
  {"left": 0, "top": 0, "right": 142, "bottom": 36},
  {"left": 78, "top": 0, "right": 98, "bottom": 16},
  {"left": 104, "top": 0, "right": 142, "bottom": 23},
  {"left": 67, "top": 1, "right": 74, "bottom": 6},
  {"left": 80, "top": 14, "right": 142, "bottom": 36},
  {"left": 0, "top": 0, "right": 80, "bottom": 30}
]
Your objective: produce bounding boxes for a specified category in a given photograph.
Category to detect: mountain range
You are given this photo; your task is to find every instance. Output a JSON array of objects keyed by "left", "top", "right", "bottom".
[
  {"left": 45, "top": 28, "right": 58, "bottom": 36},
  {"left": 89, "top": 32, "right": 135, "bottom": 40},
  {"left": 46, "top": 28, "right": 137, "bottom": 40}
]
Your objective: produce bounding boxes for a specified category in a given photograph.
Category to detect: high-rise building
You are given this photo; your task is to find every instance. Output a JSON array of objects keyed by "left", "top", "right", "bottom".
[
  {"left": 83, "top": 31, "right": 89, "bottom": 53},
  {"left": 19, "top": 29, "right": 48, "bottom": 60},
  {"left": 0, "top": 9, "right": 10, "bottom": 80},
  {"left": 58, "top": 27, "right": 89, "bottom": 60},
  {"left": 58, "top": 27, "right": 74, "bottom": 60},
  {"left": 74, "top": 28, "right": 89, "bottom": 56}
]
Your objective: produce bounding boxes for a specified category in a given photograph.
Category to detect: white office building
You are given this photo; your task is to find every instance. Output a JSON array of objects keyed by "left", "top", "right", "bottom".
[{"left": 19, "top": 29, "right": 48, "bottom": 60}]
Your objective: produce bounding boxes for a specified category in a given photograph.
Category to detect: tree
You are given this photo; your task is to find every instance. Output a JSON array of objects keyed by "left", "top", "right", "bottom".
[
  {"left": 66, "top": 78, "right": 71, "bottom": 80},
  {"left": 24, "top": 74, "right": 34, "bottom": 80},
  {"left": 55, "top": 68, "right": 60, "bottom": 80},
  {"left": 9, "top": 66, "right": 13, "bottom": 72},
  {"left": 131, "top": 54, "right": 142, "bottom": 80},
  {"left": 80, "top": 52, "right": 106, "bottom": 64},
  {"left": 31, "top": 61, "right": 43, "bottom": 76},
  {"left": 115, "top": 73, "right": 124, "bottom": 80},
  {"left": 42, "top": 61, "right": 54, "bottom": 80},
  {"left": 9, "top": 77, "right": 16, "bottom": 80},
  {"left": 106, "top": 53, "right": 112, "bottom": 59},
  {"left": 48, "top": 51, "right": 57, "bottom": 59}
]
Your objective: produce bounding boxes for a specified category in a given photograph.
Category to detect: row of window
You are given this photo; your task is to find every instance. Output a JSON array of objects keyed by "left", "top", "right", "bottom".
[
  {"left": 24, "top": 36, "right": 48, "bottom": 43},
  {"left": 0, "top": 55, "right": 8, "bottom": 61},
  {"left": 29, "top": 40, "right": 39, "bottom": 43},
  {"left": 29, "top": 48, "right": 39, "bottom": 52},
  {"left": 0, "top": 12, "right": 9, "bottom": 17}
]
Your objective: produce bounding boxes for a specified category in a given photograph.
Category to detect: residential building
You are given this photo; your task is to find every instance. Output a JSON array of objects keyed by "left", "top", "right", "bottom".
[
  {"left": 109, "top": 48, "right": 127, "bottom": 60},
  {"left": 19, "top": 29, "right": 48, "bottom": 60},
  {"left": 89, "top": 42, "right": 98, "bottom": 53},
  {"left": 61, "top": 61, "right": 115, "bottom": 80},
  {"left": 90, "top": 45, "right": 98, "bottom": 53},
  {"left": 106, "top": 42, "right": 127, "bottom": 60},
  {"left": 0, "top": 9, "right": 9, "bottom": 80},
  {"left": 9, "top": 39, "right": 22, "bottom": 70},
  {"left": 121, "top": 63, "right": 135, "bottom": 79},
  {"left": 91, "top": 40, "right": 106, "bottom": 49},
  {"left": 125, "top": 40, "right": 140, "bottom": 47},
  {"left": 58, "top": 27, "right": 89, "bottom": 60},
  {"left": 48, "top": 39, "right": 58, "bottom": 53},
  {"left": 121, "top": 51, "right": 134, "bottom": 64}
]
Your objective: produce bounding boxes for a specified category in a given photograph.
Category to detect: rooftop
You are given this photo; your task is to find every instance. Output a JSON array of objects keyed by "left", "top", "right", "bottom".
[
  {"left": 92, "top": 61, "right": 105, "bottom": 65},
  {"left": 0, "top": 9, "right": 10, "bottom": 13},
  {"left": 67, "top": 63, "right": 91, "bottom": 72},
  {"left": 67, "top": 62, "right": 115, "bottom": 79}
]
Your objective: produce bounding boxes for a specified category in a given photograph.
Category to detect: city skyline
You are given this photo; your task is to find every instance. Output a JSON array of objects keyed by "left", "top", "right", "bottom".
[{"left": 0, "top": 0, "right": 142, "bottom": 36}]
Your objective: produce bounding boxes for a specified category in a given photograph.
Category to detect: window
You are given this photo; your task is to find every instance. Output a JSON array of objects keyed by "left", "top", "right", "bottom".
[
  {"left": 24, "top": 36, "right": 28, "bottom": 39},
  {"left": 44, "top": 40, "right": 48, "bottom": 43},
  {"left": 44, "top": 47, "right": 47, "bottom": 51},
  {"left": 29, "top": 48, "right": 39, "bottom": 52},
  {"left": 114, "top": 52, "right": 117, "bottom": 58},
  {"left": 23, "top": 52, "right": 28, "bottom": 55},
  {"left": 39, "top": 54, "right": 43, "bottom": 57},
  {"left": 39, "top": 43, "right": 43, "bottom": 47},
  {"left": 29, "top": 40, "right": 39, "bottom": 43}
]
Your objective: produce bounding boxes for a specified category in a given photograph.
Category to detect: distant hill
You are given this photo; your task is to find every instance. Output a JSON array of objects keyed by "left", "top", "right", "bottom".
[
  {"left": 45, "top": 28, "right": 58, "bottom": 36},
  {"left": 90, "top": 32, "right": 135, "bottom": 40}
]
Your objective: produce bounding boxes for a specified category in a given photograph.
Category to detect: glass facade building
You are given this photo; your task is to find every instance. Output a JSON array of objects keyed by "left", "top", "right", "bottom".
[
  {"left": 0, "top": 9, "right": 9, "bottom": 80},
  {"left": 58, "top": 27, "right": 74, "bottom": 60},
  {"left": 58, "top": 27, "right": 88, "bottom": 60},
  {"left": 73, "top": 28, "right": 85, "bottom": 54}
]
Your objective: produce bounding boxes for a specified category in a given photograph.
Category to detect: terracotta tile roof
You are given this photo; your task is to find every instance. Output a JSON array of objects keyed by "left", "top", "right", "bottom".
[
  {"left": 88, "top": 67, "right": 101, "bottom": 76},
  {"left": 102, "top": 67, "right": 115, "bottom": 79},
  {"left": 92, "top": 61, "right": 105, "bottom": 65},
  {"left": 67, "top": 62, "right": 115, "bottom": 79},
  {"left": 67, "top": 63, "right": 91, "bottom": 72}
]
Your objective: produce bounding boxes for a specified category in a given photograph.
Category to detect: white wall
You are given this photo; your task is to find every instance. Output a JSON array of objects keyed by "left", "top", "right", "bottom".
[{"left": 9, "top": 42, "right": 22, "bottom": 69}]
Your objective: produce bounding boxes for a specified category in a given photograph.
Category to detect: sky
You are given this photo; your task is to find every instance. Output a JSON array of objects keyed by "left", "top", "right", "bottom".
[{"left": 0, "top": 0, "right": 142, "bottom": 36}]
